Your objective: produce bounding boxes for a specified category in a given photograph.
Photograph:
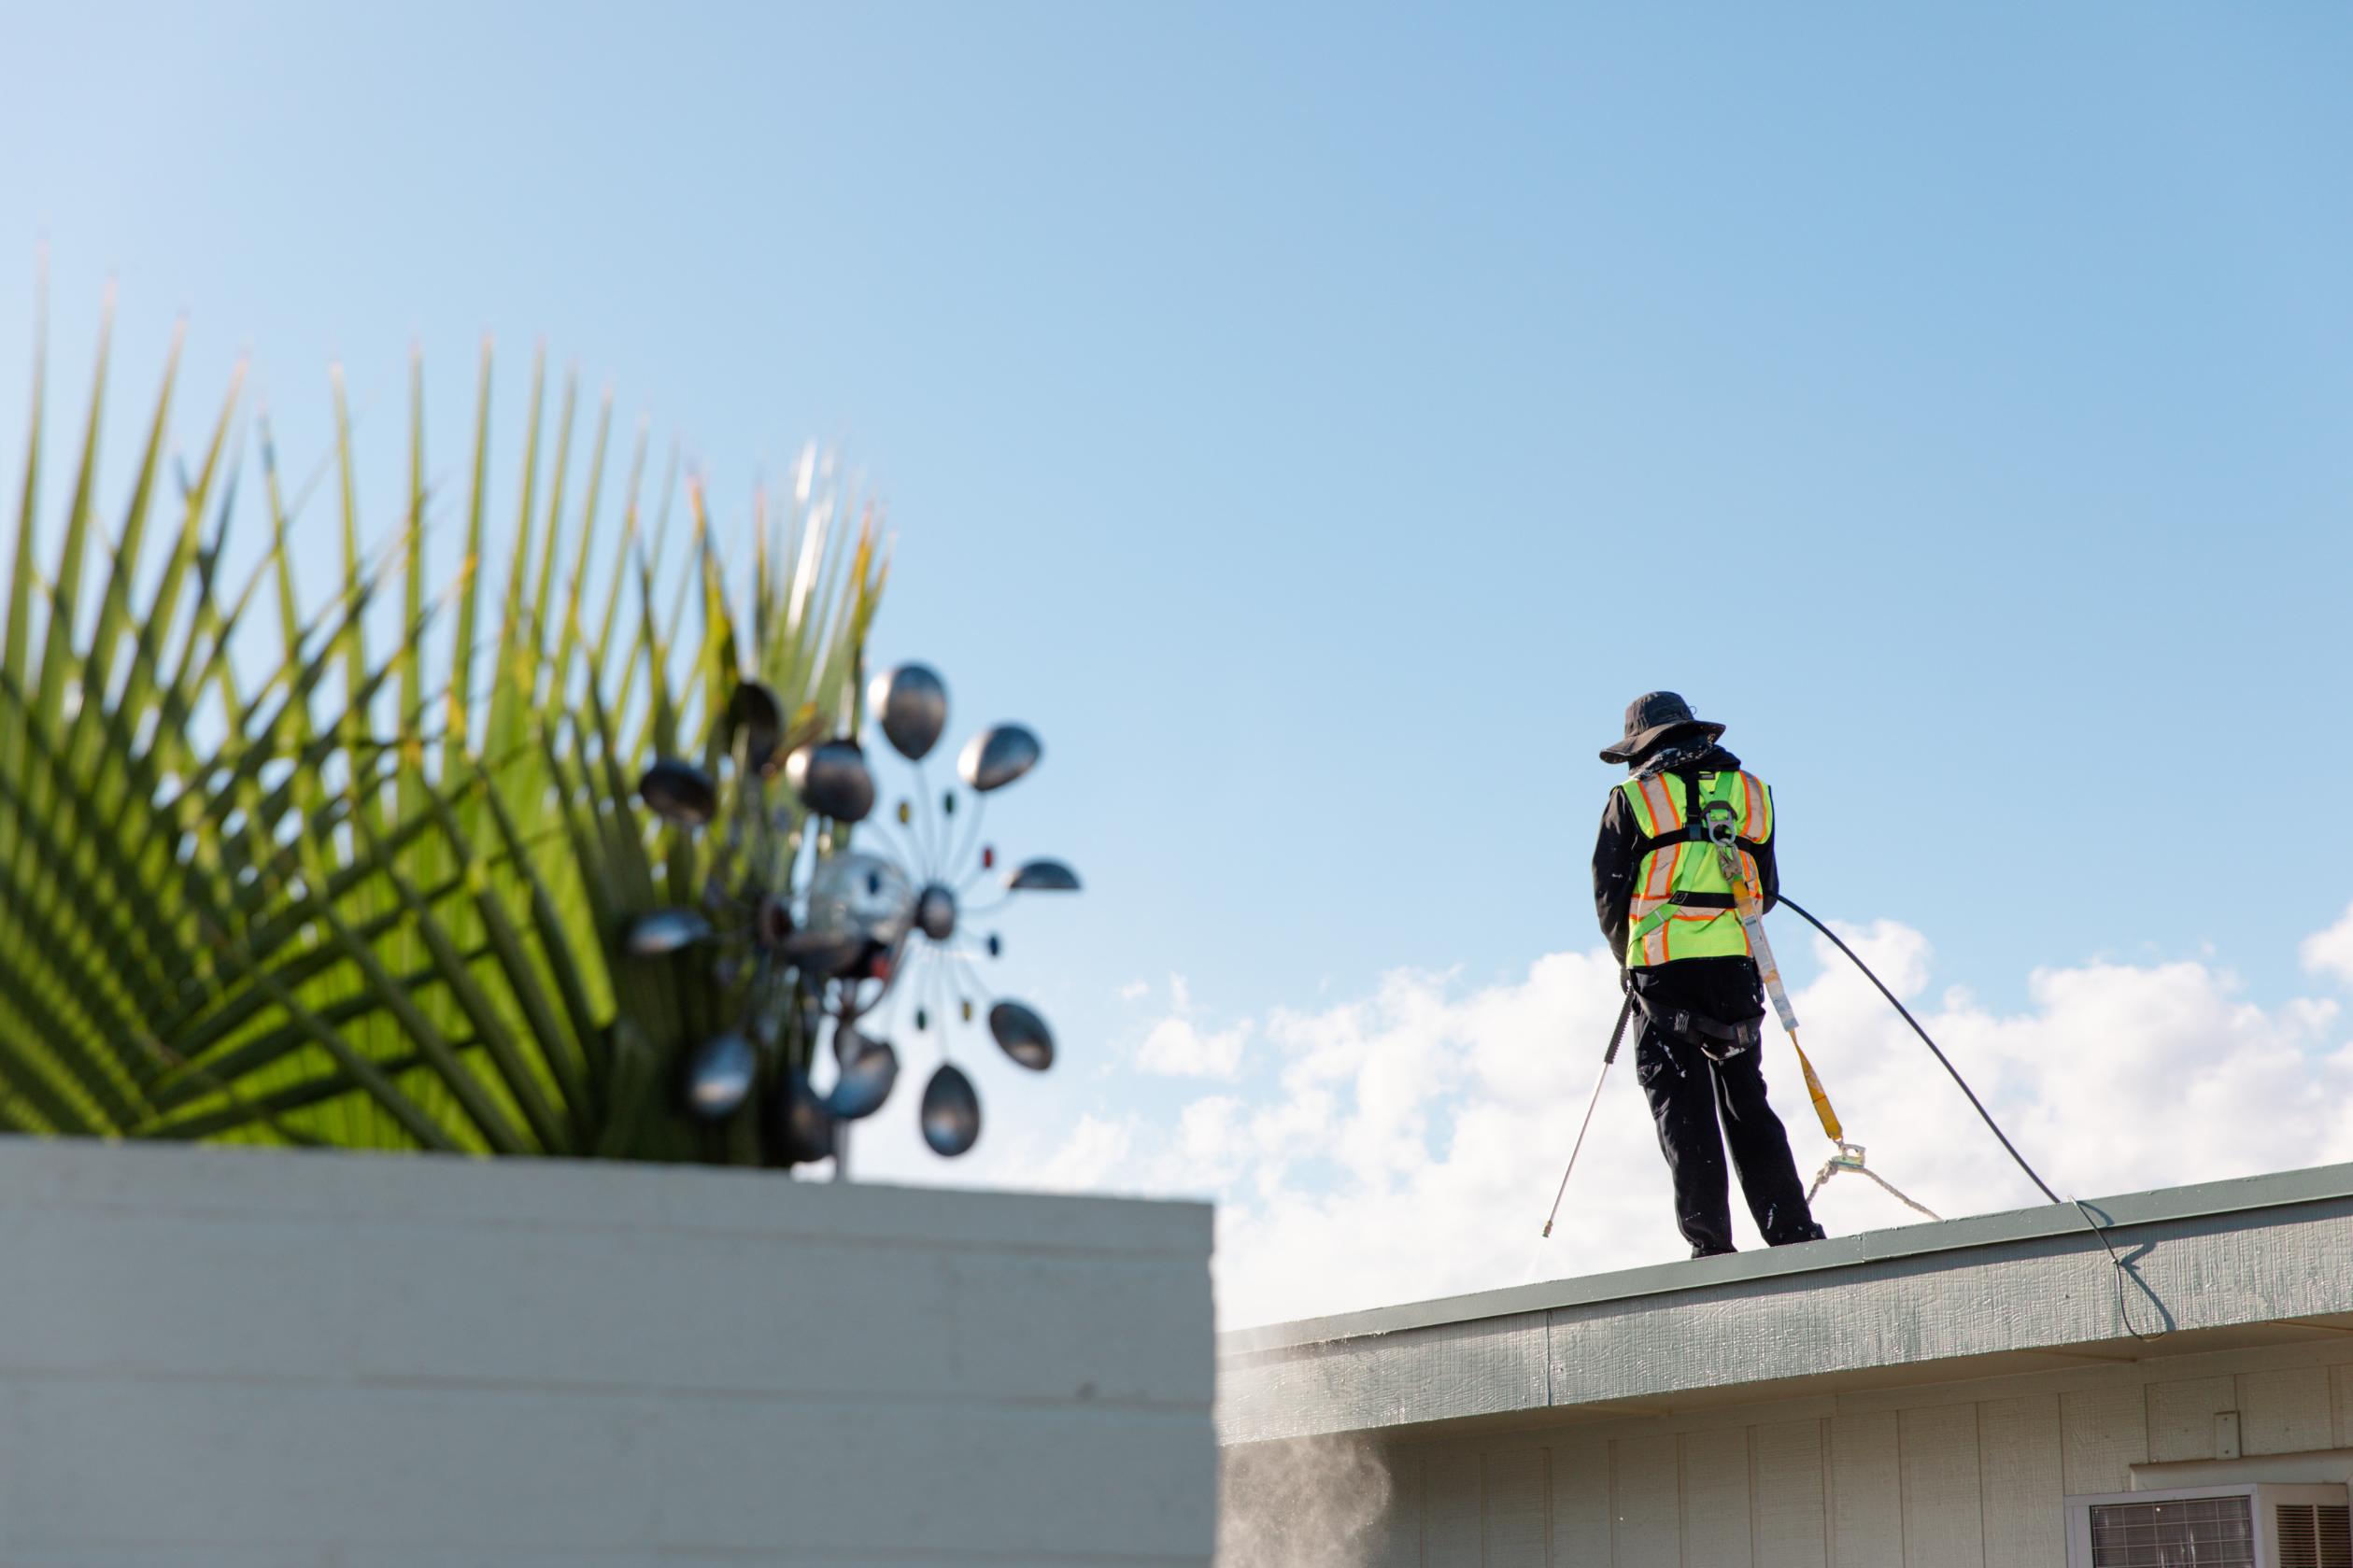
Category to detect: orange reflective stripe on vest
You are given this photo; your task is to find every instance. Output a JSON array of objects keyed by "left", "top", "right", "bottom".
[
  {"left": 1738, "top": 771, "right": 1771, "bottom": 840},
  {"left": 1631, "top": 773, "right": 1680, "bottom": 836}
]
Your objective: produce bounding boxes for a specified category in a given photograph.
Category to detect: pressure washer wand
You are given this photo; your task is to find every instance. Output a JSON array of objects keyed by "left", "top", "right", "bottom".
[{"left": 1539, "top": 996, "right": 1634, "bottom": 1239}]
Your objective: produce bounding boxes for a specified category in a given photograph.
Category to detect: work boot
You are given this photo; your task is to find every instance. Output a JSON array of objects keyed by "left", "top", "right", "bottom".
[{"left": 1691, "top": 1242, "right": 1736, "bottom": 1259}]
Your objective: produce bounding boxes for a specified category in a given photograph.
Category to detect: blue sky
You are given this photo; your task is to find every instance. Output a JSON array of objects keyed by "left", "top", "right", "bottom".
[{"left": 7, "top": 4, "right": 2353, "bottom": 1309}]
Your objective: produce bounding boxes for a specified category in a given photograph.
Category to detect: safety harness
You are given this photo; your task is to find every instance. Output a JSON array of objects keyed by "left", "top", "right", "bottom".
[
  {"left": 1622, "top": 766, "right": 1770, "bottom": 968},
  {"left": 1648, "top": 772, "right": 1938, "bottom": 1219}
]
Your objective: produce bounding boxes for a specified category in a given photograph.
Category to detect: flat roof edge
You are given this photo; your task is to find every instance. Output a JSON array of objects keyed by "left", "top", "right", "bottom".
[{"left": 1218, "top": 1158, "right": 2353, "bottom": 1356}]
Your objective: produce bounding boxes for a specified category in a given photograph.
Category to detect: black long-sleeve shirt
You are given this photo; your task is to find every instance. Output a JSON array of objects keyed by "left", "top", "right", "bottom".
[{"left": 1591, "top": 743, "right": 1778, "bottom": 1024}]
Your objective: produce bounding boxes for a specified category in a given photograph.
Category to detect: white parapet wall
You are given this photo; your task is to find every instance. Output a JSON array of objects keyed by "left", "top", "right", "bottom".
[{"left": 0, "top": 1137, "right": 1216, "bottom": 1567}]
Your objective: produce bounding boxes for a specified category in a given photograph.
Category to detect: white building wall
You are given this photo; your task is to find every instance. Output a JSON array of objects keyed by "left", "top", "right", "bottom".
[
  {"left": 1347, "top": 1336, "right": 2353, "bottom": 1567},
  {"left": 0, "top": 1138, "right": 1217, "bottom": 1567}
]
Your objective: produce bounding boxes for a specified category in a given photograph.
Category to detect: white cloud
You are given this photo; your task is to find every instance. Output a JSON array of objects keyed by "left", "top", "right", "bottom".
[
  {"left": 1136, "top": 1015, "right": 1252, "bottom": 1079},
  {"left": 1130, "top": 972, "right": 1252, "bottom": 1078},
  {"left": 2300, "top": 901, "right": 2353, "bottom": 986},
  {"left": 1117, "top": 980, "right": 1151, "bottom": 1002},
  {"left": 987, "top": 915, "right": 2353, "bottom": 1331}
]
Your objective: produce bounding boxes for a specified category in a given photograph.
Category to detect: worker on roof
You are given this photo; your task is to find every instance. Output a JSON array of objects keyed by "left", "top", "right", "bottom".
[{"left": 1592, "top": 691, "right": 1827, "bottom": 1258}]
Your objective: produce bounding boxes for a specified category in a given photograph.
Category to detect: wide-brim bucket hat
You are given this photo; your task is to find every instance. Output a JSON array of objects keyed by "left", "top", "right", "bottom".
[{"left": 1599, "top": 690, "right": 1724, "bottom": 765}]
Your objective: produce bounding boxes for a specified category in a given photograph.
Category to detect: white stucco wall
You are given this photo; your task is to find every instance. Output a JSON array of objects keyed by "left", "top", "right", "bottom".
[{"left": 0, "top": 1137, "right": 1216, "bottom": 1567}]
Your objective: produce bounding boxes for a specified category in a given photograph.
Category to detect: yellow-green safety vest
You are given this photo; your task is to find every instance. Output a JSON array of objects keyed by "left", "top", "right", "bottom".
[{"left": 1620, "top": 768, "right": 1774, "bottom": 968}]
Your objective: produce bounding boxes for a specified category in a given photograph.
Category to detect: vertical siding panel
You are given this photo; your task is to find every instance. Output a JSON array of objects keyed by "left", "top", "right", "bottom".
[
  {"left": 1978, "top": 1395, "right": 2065, "bottom": 1568},
  {"left": 1428, "top": 1450, "right": 1484, "bottom": 1567},
  {"left": 1680, "top": 1428, "right": 1752, "bottom": 1568},
  {"left": 1899, "top": 1404, "right": 1983, "bottom": 1568},
  {"left": 1377, "top": 1448, "right": 1427, "bottom": 1568},
  {"left": 1551, "top": 1434, "right": 1610, "bottom": 1567},
  {"left": 2335, "top": 1363, "right": 2353, "bottom": 1448},
  {"left": 2147, "top": 1375, "right": 2238, "bottom": 1462},
  {"left": 1487, "top": 1448, "right": 1549, "bottom": 1568},
  {"left": 2060, "top": 1384, "right": 2148, "bottom": 1495},
  {"left": 2236, "top": 1367, "right": 2332, "bottom": 1453},
  {"left": 1751, "top": 1419, "right": 1827, "bottom": 1568},
  {"left": 1828, "top": 1412, "right": 1903, "bottom": 1568},
  {"left": 1612, "top": 1434, "right": 1681, "bottom": 1568}
]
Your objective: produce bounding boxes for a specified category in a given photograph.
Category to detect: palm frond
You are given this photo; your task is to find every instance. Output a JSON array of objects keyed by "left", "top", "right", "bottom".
[{"left": 0, "top": 304, "right": 888, "bottom": 1162}]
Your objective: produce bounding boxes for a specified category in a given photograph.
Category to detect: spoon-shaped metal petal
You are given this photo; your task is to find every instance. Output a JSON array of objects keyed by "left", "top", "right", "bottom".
[
  {"left": 870, "top": 662, "right": 948, "bottom": 761},
  {"left": 728, "top": 681, "right": 786, "bottom": 774},
  {"left": 682, "top": 1032, "right": 757, "bottom": 1120},
  {"left": 1005, "top": 857, "right": 1081, "bottom": 893},
  {"left": 920, "top": 1063, "right": 982, "bottom": 1156},
  {"left": 786, "top": 737, "right": 876, "bottom": 823},
  {"left": 621, "top": 907, "right": 714, "bottom": 956},
  {"left": 829, "top": 1036, "right": 900, "bottom": 1121},
  {"left": 774, "top": 1070, "right": 837, "bottom": 1165},
  {"left": 987, "top": 1001, "right": 1055, "bottom": 1071},
  {"left": 957, "top": 724, "right": 1041, "bottom": 793},
  {"left": 638, "top": 758, "right": 717, "bottom": 826}
]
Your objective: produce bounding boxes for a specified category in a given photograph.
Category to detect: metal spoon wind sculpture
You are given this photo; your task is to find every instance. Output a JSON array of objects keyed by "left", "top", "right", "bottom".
[{"left": 626, "top": 660, "right": 1078, "bottom": 1168}]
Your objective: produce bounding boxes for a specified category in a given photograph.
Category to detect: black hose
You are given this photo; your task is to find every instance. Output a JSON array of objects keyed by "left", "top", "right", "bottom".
[
  {"left": 1775, "top": 895, "right": 2059, "bottom": 1204},
  {"left": 1776, "top": 893, "right": 2168, "bottom": 1341}
]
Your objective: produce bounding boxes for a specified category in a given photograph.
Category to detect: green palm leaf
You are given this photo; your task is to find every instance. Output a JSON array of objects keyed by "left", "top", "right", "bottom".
[{"left": 0, "top": 301, "right": 887, "bottom": 1163}]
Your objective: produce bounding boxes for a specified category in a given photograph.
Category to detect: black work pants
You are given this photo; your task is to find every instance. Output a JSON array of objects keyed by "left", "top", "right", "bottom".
[{"left": 1634, "top": 1019, "right": 1825, "bottom": 1256}]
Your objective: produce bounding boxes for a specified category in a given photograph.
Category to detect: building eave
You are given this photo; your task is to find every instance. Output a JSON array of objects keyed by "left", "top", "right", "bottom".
[{"left": 1215, "top": 1159, "right": 2353, "bottom": 1446}]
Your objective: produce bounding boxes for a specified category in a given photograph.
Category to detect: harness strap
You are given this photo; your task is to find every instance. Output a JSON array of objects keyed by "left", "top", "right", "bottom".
[
  {"left": 1627, "top": 889, "right": 1736, "bottom": 940},
  {"left": 1631, "top": 993, "right": 1762, "bottom": 1060},
  {"left": 1633, "top": 825, "right": 1766, "bottom": 860}
]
